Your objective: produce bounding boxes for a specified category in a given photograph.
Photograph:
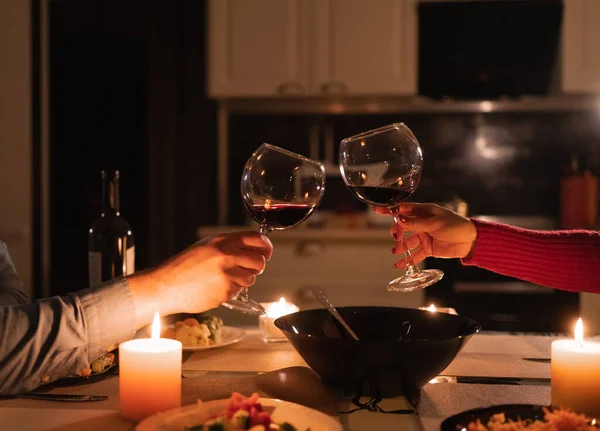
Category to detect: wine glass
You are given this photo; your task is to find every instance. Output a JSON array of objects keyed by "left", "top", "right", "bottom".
[
  {"left": 221, "top": 143, "right": 326, "bottom": 315},
  {"left": 339, "top": 122, "right": 443, "bottom": 292}
]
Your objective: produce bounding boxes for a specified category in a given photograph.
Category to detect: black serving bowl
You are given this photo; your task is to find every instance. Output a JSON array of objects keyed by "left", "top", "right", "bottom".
[{"left": 274, "top": 306, "right": 480, "bottom": 398}]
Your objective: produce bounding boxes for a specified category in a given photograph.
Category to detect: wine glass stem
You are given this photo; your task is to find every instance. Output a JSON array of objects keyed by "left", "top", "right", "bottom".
[
  {"left": 393, "top": 215, "right": 421, "bottom": 276},
  {"left": 234, "top": 224, "right": 271, "bottom": 302},
  {"left": 236, "top": 289, "right": 250, "bottom": 302}
]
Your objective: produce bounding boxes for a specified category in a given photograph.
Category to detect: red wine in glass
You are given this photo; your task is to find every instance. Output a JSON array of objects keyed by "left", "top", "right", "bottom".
[
  {"left": 221, "top": 143, "right": 326, "bottom": 315},
  {"left": 243, "top": 203, "right": 315, "bottom": 230},
  {"left": 339, "top": 122, "right": 443, "bottom": 292},
  {"left": 346, "top": 185, "right": 416, "bottom": 207}
]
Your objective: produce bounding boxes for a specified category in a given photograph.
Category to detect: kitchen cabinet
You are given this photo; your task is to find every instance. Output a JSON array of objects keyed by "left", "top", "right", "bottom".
[
  {"left": 207, "top": 0, "right": 310, "bottom": 97},
  {"left": 207, "top": 0, "right": 417, "bottom": 97},
  {"left": 562, "top": 0, "right": 600, "bottom": 93},
  {"left": 197, "top": 226, "right": 425, "bottom": 326},
  {"left": 312, "top": 0, "right": 417, "bottom": 96}
]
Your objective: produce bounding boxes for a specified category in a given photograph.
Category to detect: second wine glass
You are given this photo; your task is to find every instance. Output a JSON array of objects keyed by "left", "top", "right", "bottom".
[
  {"left": 339, "top": 122, "right": 443, "bottom": 292},
  {"left": 221, "top": 143, "right": 326, "bottom": 315}
]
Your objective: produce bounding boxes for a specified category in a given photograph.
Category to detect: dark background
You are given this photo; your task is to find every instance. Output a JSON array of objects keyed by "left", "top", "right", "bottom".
[
  {"left": 49, "top": 0, "right": 216, "bottom": 294},
  {"left": 46, "top": 0, "right": 598, "bottom": 334}
]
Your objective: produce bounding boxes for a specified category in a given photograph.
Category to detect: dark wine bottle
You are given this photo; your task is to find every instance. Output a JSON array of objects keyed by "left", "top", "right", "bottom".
[{"left": 88, "top": 170, "right": 135, "bottom": 287}]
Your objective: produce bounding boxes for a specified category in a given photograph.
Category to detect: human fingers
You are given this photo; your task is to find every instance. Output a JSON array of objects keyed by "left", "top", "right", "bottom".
[
  {"left": 224, "top": 266, "right": 258, "bottom": 287},
  {"left": 395, "top": 213, "right": 445, "bottom": 234},
  {"left": 392, "top": 232, "right": 422, "bottom": 253},
  {"left": 226, "top": 282, "right": 244, "bottom": 300},
  {"left": 393, "top": 247, "right": 427, "bottom": 269},
  {"left": 225, "top": 248, "right": 267, "bottom": 274},
  {"left": 390, "top": 223, "right": 403, "bottom": 240},
  {"left": 396, "top": 202, "right": 441, "bottom": 218},
  {"left": 224, "top": 231, "right": 274, "bottom": 261},
  {"left": 373, "top": 207, "right": 393, "bottom": 216}
]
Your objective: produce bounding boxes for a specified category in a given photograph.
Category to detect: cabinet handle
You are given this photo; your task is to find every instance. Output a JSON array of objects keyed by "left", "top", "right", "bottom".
[
  {"left": 276, "top": 81, "right": 304, "bottom": 95},
  {"left": 320, "top": 81, "right": 348, "bottom": 94},
  {"left": 295, "top": 240, "right": 325, "bottom": 257}
]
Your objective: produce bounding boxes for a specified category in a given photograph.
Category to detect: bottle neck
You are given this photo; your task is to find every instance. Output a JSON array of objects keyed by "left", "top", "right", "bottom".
[{"left": 101, "top": 170, "right": 120, "bottom": 216}]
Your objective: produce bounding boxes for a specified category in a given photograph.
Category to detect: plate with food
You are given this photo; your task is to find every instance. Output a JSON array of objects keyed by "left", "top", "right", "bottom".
[
  {"left": 48, "top": 351, "right": 118, "bottom": 387},
  {"left": 136, "top": 392, "right": 343, "bottom": 431},
  {"left": 441, "top": 404, "right": 598, "bottom": 431},
  {"left": 162, "top": 316, "right": 246, "bottom": 352}
]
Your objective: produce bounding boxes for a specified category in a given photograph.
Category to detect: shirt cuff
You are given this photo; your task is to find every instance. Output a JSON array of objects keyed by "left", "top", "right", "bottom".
[{"left": 75, "top": 276, "right": 137, "bottom": 362}]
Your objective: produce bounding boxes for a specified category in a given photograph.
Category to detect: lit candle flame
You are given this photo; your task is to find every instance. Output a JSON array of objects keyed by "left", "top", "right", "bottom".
[
  {"left": 265, "top": 297, "right": 296, "bottom": 319},
  {"left": 574, "top": 317, "right": 584, "bottom": 347},
  {"left": 151, "top": 311, "right": 161, "bottom": 340},
  {"left": 427, "top": 304, "right": 437, "bottom": 312}
]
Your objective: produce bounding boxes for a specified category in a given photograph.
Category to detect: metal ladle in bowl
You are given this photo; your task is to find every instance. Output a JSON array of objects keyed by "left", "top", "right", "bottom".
[{"left": 311, "top": 287, "right": 360, "bottom": 341}]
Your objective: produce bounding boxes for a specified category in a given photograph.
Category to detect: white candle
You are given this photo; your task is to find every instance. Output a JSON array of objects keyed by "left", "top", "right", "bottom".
[
  {"left": 259, "top": 297, "right": 299, "bottom": 343},
  {"left": 418, "top": 303, "right": 458, "bottom": 315},
  {"left": 551, "top": 318, "right": 600, "bottom": 417},
  {"left": 119, "top": 312, "right": 182, "bottom": 421}
]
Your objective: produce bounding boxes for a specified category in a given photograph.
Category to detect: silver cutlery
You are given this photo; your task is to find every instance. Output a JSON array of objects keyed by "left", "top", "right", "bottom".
[
  {"left": 311, "top": 287, "right": 360, "bottom": 341},
  {"left": 522, "top": 357, "right": 551, "bottom": 363},
  {"left": 181, "top": 370, "right": 261, "bottom": 378},
  {"left": 435, "top": 375, "right": 550, "bottom": 386},
  {"left": 16, "top": 393, "right": 108, "bottom": 402}
]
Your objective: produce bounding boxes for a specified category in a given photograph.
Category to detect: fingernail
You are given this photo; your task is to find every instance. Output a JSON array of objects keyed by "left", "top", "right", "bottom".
[
  {"left": 391, "top": 247, "right": 396, "bottom": 254},
  {"left": 392, "top": 233, "right": 398, "bottom": 241},
  {"left": 399, "top": 216, "right": 408, "bottom": 223},
  {"left": 393, "top": 262, "right": 398, "bottom": 268}
]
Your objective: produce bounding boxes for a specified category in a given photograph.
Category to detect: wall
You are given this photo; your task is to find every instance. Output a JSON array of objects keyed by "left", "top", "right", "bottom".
[{"left": 0, "top": 0, "right": 33, "bottom": 300}]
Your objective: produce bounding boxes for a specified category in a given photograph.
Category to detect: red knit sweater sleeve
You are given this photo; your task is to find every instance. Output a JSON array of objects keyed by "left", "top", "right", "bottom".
[{"left": 460, "top": 219, "right": 600, "bottom": 293}]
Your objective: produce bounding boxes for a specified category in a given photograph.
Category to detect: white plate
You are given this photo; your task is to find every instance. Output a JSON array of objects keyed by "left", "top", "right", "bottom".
[
  {"left": 136, "top": 397, "right": 342, "bottom": 431},
  {"left": 181, "top": 326, "right": 246, "bottom": 352}
]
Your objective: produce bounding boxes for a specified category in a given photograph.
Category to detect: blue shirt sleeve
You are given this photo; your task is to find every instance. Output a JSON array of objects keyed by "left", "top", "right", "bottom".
[
  {"left": 0, "top": 242, "right": 27, "bottom": 306},
  {"left": 0, "top": 243, "right": 137, "bottom": 394}
]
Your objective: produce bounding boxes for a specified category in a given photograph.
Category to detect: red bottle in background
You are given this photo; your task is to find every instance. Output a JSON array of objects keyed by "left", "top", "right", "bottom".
[{"left": 560, "top": 155, "right": 599, "bottom": 229}]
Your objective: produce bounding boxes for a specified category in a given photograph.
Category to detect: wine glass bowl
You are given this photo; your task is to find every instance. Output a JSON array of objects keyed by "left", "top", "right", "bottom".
[
  {"left": 222, "top": 143, "right": 326, "bottom": 315},
  {"left": 339, "top": 123, "right": 443, "bottom": 292},
  {"left": 241, "top": 144, "right": 325, "bottom": 233}
]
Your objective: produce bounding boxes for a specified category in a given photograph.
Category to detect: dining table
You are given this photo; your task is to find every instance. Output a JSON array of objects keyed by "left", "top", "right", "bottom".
[{"left": 0, "top": 327, "right": 562, "bottom": 431}]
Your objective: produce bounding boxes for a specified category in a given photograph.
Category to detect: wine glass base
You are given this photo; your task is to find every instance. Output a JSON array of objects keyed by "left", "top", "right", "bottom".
[
  {"left": 222, "top": 297, "right": 266, "bottom": 315},
  {"left": 387, "top": 269, "right": 444, "bottom": 292}
]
